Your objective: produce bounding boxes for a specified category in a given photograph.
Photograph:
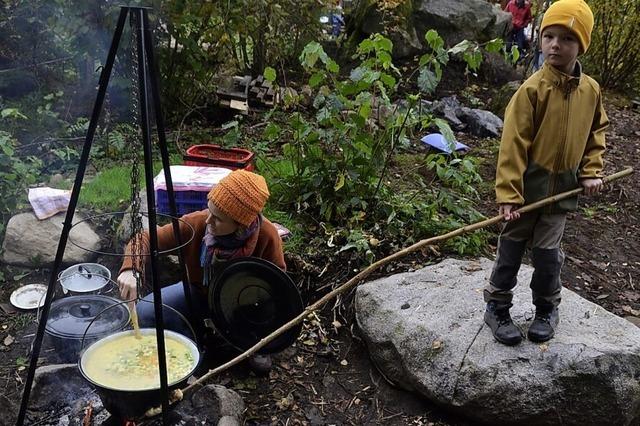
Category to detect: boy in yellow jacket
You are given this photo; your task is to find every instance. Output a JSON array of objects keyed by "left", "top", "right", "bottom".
[{"left": 484, "top": 0, "right": 608, "bottom": 345}]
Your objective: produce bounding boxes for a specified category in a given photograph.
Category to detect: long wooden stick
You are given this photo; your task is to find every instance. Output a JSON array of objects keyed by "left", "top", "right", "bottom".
[{"left": 184, "top": 167, "right": 633, "bottom": 394}]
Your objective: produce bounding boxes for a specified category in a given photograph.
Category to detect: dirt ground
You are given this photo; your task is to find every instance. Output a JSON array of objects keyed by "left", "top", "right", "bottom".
[{"left": 0, "top": 96, "right": 638, "bottom": 425}]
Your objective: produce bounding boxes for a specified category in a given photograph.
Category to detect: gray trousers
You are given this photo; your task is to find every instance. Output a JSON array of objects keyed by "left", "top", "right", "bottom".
[{"left": 484, "top": 211, "right": 567, "bottom": 309}]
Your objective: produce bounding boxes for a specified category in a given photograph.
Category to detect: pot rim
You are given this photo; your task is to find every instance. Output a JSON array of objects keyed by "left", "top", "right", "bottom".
[
  {"left": 45, "top": 295, "right": 130, "bottom": 340},
  {"left": 59, "top": 263, "right": 111, "bottom": 293},
  {"left": 78, "top": 328, "right": 200, "bottom": 392}
]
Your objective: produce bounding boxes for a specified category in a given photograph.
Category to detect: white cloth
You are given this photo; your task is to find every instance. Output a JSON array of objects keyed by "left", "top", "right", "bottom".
[
  {"left": 28, "top": 187, "right": 71, "bottom": 220},
  {"left": 153, "top": 166, "right": 232, "bottom": 191}
]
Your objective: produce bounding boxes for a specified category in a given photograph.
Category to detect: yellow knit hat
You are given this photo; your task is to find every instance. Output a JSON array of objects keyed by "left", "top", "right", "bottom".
[
  {"left": 208, "top": 169, "right": 270, "bottom": 227},
  {"left": 541, "top": 0, "right": 594, "bottom": 53}
]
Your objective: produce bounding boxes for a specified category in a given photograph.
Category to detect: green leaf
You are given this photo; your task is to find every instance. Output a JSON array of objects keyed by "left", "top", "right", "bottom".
[
  {"left": 262, "top": 123, "right": 281, "bottom": 141},
  {"left": 448, "top": 40, "right": 474, "bottom": 55},
  {"left": 309, "top": 72, "right": 325, "bottom": 88},
  {"left": 485, "top": 38, "right": 504, "bottom": 53},
  {"left": 13, "top": 272, "right": 30, "bottom": 281},
  {"left": 334, "top": 173, "right": 345, "bottom": 191},
  {"left": 463, "top": 49, "right": 483, "bottom": 71},
  {"left": 326, "top": 59, "right": 340, "bottom": 74},
  {"left": 379, "top": 73, "right": 396, "bottom": 89},
  {"left": 435, "top": 118, "right": 456, "bottom": 146},
  {"left": 425, "top": 29, "right": 444, "bottom": 50},
  {"left": 417, "top": 68, "right": 439, "bottom": 94},
  {"left": 510, "top": 45, "right": 520, "bottom": 64},
  {"left": 1, "top": 108, "right": 28, "bottom": 120},
  {"left": 263, "top": 66, "right": 276, "bottom": 83}
]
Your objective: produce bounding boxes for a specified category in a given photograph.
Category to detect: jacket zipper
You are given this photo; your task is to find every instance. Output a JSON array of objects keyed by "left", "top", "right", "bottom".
[{"left": 550, "top": 82, "right": 571, "bottom": 199}]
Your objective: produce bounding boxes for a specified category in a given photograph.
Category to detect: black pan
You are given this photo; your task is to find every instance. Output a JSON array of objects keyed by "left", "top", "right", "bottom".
[{"left": 207, "top": 257, "right": 303, "bottom": 354}]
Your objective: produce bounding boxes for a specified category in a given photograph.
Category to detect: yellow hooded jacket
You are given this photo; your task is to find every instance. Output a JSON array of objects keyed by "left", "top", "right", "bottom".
[{"left": 496, "top": 61, "right": 608, "bottom": 212}]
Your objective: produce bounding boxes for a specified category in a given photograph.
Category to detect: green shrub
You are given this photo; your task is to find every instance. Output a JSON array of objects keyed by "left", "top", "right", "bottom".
[
  {"left": 0, "top": 130, "right": 43, "bottom": 233},
  {"left": 583, "top": 0, "right": 640, "bottom": 91}
]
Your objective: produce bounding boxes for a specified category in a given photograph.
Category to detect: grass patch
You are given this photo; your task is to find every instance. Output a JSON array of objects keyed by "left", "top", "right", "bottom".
[{"left": 79, "top": 155, "right": 182, "bottom": 212}]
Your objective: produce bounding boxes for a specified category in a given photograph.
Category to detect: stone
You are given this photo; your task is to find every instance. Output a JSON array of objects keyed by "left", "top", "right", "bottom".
[
  {"left": 427, "top": 96, "right": 503, "bottom": 137},
  {"left": 355, "top": 258, "right": 640, "bottom": 425},
  {"left": 218, "top": 415, "right": 241, "bottom": 426},
  {"left": 114, "top": 189, "right": 149, "bottom": 250},
  {"left": 173, "top": 384, "right": 244, "bottom": 425},
  {"left": 489, "top": 80, "right": 522, "bottom": 116},
  {"left": 1, "top": 212, "right": 101, "bottom": 267},
  {"left": 350, "top": 0, "right": 512, "bottom": 59},
  {"left": 457, "top": 107, "right": 504, "bottom": 138}
]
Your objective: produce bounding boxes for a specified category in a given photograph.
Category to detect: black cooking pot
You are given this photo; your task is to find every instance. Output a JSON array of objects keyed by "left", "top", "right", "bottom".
[
  {"left": 78, "top": 329, "right": 200, "bottom": 419},
  {"left": 45, "top": 295, "right": 130, "bottom": 363}
]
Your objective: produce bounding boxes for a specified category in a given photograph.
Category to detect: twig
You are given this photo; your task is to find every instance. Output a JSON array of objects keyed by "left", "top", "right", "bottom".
[
  {"left": 183, "top": 167, "right": 633, "bottom": 395},
  {"left": 0, "top": 56, "right": 75, "bottom": 74}
]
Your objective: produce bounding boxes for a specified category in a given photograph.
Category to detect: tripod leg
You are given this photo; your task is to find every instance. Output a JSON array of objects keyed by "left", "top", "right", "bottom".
[
  {"left": 16, "top": 7, "right": 129, "bottom": 426},
  {"left": 141, "top": 10, "right": 198, "bottom": 338},
  {"left": 132, "top": 8, "right": 171, "bottom": 424}
]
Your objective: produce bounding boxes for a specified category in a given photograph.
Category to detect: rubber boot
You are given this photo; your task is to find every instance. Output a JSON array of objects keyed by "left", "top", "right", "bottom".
[
  {"left": 484, "top": 301, "right": 523, "bottom": 346},
  {"left": 527, "top": 305, "right": 559, "bottom": 342}
]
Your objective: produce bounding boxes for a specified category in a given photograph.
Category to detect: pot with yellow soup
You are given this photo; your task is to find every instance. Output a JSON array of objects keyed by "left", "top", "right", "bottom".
[{"left": 78, "top": 328, "right": 200, "bottom": 419}]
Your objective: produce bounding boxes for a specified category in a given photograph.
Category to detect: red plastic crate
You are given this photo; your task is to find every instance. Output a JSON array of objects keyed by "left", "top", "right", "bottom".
[{"left": 183, "top": 144, "right": 255, "bottom": 171}]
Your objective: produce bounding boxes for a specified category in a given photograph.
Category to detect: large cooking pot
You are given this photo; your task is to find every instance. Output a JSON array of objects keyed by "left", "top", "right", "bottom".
[
  {"left": 78, "top": 329, "right": 200, "bottom": 419},
  {"left": 45, "top": 295, "right": 130, "bottom": 362}
]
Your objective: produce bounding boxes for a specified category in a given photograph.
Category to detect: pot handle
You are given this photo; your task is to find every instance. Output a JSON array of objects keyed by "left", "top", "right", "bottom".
[{"left": 79, "top": 299, "right": 199, "bottom": 351}]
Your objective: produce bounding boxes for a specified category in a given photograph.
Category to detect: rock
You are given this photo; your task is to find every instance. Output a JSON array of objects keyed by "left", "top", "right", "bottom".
[
  {"left": 349, "top": 0, "right": 510, "bottom": 59},
  {"left": 1, "top": 212, "right": 101, "bottom": 267},
  {"left": 457, "top": 107, "right": 504, "bottom": 138},
  {"left": 427, "top": 96, "right": 503, "bottom": 137},
  {"left": 28, "top": 364, "right": 107, "bottom": 425},
  {"left": 414, "top": 0, "right": 512, "bottom": 45},
  {"left": 173, "top": 384, "right": 244, "bottom": 424},
  {"left": 114, "top": 190, "right": 149, "bottom": 250},
  {"left": 355, "top": 258, "right": 640, "bottom": 425},
  {"left": 430, "top": 96, "right": 465, "bottom": 130},
  {"left": 625, "top": 316, "right": 640, "bottom": 328},
  {"left": 489, "top": 80, "right": 522, "bottom": 116},
  {"left": 218, "top": 415, "right": 241, "bottom": 426}
]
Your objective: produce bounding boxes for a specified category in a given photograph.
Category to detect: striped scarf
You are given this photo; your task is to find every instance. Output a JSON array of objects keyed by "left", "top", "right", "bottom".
[{"left": 200, "top": 215, "right": 262, "bottom": 287}]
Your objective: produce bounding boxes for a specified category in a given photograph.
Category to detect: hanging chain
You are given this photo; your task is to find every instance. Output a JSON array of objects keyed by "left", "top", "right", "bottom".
[{"left": 128, "top": 13, "right": 145, "bottom": 297}]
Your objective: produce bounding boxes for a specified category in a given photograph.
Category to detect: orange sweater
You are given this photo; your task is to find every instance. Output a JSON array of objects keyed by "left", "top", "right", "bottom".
[{"left": 119, "top": 210, "right": 285, "bottom": 288}]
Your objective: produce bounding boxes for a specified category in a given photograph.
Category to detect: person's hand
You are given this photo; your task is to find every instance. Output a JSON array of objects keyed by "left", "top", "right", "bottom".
[
  {"left": 499, "top": 204, "right": 521, "bottom": 221},
  {"left": 580, "top": 178, "right": 603, "bottom": 196},
  {"left": 117, "top": 270, "right": 138, "bottom": 301}
]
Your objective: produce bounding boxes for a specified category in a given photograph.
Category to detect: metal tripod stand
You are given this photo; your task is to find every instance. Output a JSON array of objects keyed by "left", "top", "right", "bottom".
[{"left": 17, "top": 6, "right": 194, "bottom": 425}]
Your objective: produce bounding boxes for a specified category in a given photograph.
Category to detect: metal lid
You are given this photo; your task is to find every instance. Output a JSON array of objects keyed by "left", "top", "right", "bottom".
[
  {"left": 59, "top": 263, "right": 111, "bottom": 293},
  {"left": 208, "top": 257, "right": 303, "bottom": 354},
  {"left": 45, "top": 295, "right": 130, "bottom": 339}
]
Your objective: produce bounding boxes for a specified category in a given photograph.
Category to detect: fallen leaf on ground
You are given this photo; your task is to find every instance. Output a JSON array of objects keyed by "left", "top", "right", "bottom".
[
  {"left": 622, "top": 305, "right": 640, "bottom": 316},
  {"left": 596, "top": 294, "right": 610, "bottom": 300}
]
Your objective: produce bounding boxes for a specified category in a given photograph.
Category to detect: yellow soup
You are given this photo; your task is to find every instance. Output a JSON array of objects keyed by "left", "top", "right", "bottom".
[{"left": 83, "top": 333, "right": 195, "bottom": 391}]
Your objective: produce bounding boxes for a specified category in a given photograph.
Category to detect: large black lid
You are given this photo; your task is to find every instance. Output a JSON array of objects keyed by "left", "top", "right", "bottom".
[
  {"left": 45, "top": 295, "right": 130, "bottom": 339},
  {"left": 208, "top": 257, "right": 303, "bottom": 354}
]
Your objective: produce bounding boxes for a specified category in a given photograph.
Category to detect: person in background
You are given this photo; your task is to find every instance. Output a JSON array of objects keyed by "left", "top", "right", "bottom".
[
  {"left": 484, "top": 0, "right": 608, "bottom": 345},
  {"left": 505, "top": 0, "right": 533, "bottom": 57},
  {"left": 117, "top": 169, "right": 285, "bottom": 373}
]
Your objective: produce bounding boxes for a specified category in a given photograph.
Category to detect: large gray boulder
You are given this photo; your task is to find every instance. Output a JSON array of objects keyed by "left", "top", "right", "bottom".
[
  {"left": 413, "top": 0, "right": 512, "bottom": 46},
  {"left": 350, "top": 0, "right": 511, "bottom": 58},
  {"left": 355, "top": 258, "right": 640, "bottom": 425},
  {"left": 1, "top": 212, "right": 101, "bottom": 267}
]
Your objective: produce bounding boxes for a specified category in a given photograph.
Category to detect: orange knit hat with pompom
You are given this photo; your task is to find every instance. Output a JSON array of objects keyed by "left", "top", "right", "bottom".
[{"left": 208, "top": 169, "right": 270, "bottom": 227}]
